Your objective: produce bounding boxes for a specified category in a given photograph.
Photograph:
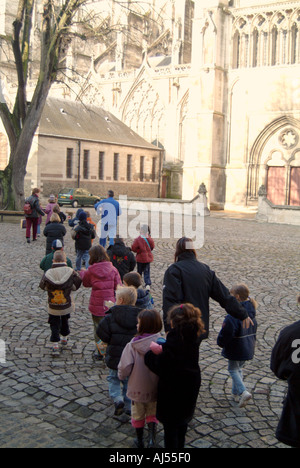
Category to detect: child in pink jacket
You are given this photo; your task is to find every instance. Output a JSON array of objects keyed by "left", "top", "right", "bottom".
[
  {"left": 118, "top": 309, "right": 163, "bottom": 448},
  {"left": 80, "top": 245, "right": 122, "bottom": 360}
]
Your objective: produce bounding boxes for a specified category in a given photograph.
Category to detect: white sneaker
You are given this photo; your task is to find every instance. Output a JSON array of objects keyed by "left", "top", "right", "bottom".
[
  {"left": 238, "top": 391, "right": 252, "bottom": 408},
  {"left": 60, "top": 337, "right": 68, "bottom": 347},
  {"left": 51, "top": 344, "right": 61, "bottom": 356}
]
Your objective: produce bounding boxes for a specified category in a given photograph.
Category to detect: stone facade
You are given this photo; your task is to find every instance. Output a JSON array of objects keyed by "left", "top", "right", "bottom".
[{"left": 1, "top": 0, "right": 300, "bottom": 209}]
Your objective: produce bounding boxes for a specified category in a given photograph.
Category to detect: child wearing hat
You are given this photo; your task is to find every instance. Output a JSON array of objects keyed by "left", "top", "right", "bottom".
[
  {"left": 40, "top": 239, "right": 73, "bottom": 272},
  {"left": 72, "top": 211, "right": 96, "bottom": 271},
  {"left": 44, "top": 194, "right": 57, "bottom": 225}
]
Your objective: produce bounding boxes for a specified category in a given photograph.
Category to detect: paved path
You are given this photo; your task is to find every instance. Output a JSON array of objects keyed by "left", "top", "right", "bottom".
[{"left": 0, "top": 213, "right": 299, "bottom": 448}]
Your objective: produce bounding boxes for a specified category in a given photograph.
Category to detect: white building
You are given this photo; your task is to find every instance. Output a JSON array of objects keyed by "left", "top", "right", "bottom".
[{"left": 0, "top": 0, "right": 300, "bottom": 208}]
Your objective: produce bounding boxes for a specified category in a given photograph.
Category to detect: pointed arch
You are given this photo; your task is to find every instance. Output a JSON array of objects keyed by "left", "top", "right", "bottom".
[{"left": 247, "top": 116, "right": 300, "bottom": 200}]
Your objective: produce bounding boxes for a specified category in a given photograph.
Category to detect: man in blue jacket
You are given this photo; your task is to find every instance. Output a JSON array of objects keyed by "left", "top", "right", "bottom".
[{"left": 94, "top": 190, "right": 121, "bottom": 248}]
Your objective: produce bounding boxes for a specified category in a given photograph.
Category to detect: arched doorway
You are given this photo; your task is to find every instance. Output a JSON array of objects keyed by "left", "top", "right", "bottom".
[{"left": 248, "top": 117, "right": 300, "bottom": 205}]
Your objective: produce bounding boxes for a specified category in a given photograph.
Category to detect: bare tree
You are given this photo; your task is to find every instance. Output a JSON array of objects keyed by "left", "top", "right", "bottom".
[
  {"left": 0, "top": 0, "right": 167, "bottom": 209},
  {"left": 0, "top": 0, "right": 97, "bottom": 209}
]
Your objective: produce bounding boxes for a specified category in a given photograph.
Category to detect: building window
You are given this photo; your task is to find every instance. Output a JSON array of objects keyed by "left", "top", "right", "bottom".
[
  {"left": 291, "top": 23, "right": 299, "bottom": 64},
  {"left": 127, "top": 154, "right": 132, "bottom": 181},
  {"left": 83, "top": 150, "right": 89, "bottom": 179},
  {"left": 232, "top": 31, "right": 240, "bottom": 68},
  {"left": 99, "top": 152, "right": 105, "bottom": 180},
  {"left": 66, "top": 148, "right": 73, "bottom": 179},
  {"left": 152, "top": 157, "right": 157, "bottom": 182},
  {"left": 114, "top": 153, "right": 119, "bottom": 181},
  {"left": 140, "top": 156, "right": 145, "bottom": 181},
  {"left": 252, "top": 28, "right": 258, "bottom": 67}
]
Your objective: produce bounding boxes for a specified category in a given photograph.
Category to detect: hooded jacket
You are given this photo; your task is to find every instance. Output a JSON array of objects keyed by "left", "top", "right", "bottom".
[
  {"left": 217, "top": 300, "right": 257, "bottom": 361},
  {"left": 107, "top": 240, "right": 136, "bottom": 280},
  {"left": 68, "top": 208, "right": 84, "bottom": 227},
  {"left": 132, "top": 235, "right": 154, "bottom": 263},
  {"left": 73, "top": 219, "right": 96, "bottom": 251},
  {"left": 97, "top": 304, "right": 143, "bottom": 369},
  {"left": 39, "top": 263, "right": 82, "bottom": 315},
  {"left": 80, "top": 261, "right": 122, "bottom": 316},
  {"left": 118, "top": 333, "right": 161, "bottom": 402},
  {"left": 136, "top": 288, "right": 154, "bottom": 309}
]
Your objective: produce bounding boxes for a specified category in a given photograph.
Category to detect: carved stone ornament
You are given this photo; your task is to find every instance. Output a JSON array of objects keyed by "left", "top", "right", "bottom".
[{"left": 279, "top": 128, "right": 299, "bottom": 150}]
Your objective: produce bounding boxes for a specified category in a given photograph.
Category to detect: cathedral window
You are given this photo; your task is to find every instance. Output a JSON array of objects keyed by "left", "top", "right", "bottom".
[
  {"left": 291, "top": 23, "right": 299, "bottom": 64},
  {"left": 252, "top": 28, "right": 258, "bottom": 67},
  {"left": 271, "top": 26, "right": 278, "bottom": 66},
  {"left": 232, "top": 30, "right": 240, "bottom": 68}
]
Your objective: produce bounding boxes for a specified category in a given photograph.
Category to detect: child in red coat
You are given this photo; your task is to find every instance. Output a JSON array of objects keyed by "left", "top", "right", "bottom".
[{"left": 131, "top": 225, "right": 154, "bottom": 289}]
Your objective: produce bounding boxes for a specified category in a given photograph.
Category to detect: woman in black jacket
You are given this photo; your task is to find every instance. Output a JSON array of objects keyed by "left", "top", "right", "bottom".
[
  {"left": 43, "top": 213, "right": 66, "bottom": 254},
  {"left": 162, "top": 237, "right": 251, "bottom": 339},
  {"left": 271, "top": 296, "right": 300, "bottom": 448}
]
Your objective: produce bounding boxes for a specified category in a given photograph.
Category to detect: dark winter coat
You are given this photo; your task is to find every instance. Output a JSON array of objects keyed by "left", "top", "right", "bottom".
[
  {"left": 25, "top": 194, "right": 45, "bottom": 219},
  {"left": 217, "top": 300, "right": 257, "bottom": 361},
  {"left": 39, "top": 263, "right": 82, "bottom": 315},
  {"left": 107, "top": 240, "right": 136, "bottom": 280},
  {"left": 68, "top": 209, "right": 84, "bottom": 227},
  {"left": 271, "top": 320, "right": 300, "bottom": 448},
  {"left": 73, "top": 220, "right": 95, "bottom": 251},
  {"left": 80, "top": 261, "right": 122, "bottom": 317},
  {"left": 43, "top": 222, "right": 67, "bottom": 255},
  {"left": 145, "top": 325, "right": 201, "bottom": 425},
  {"left": 136, "top": 288, "right": 154, "bottom": 309},
  {"left": 162, "top": 251, "right": 249, "bottom": 337},
  {"left": 97, "top": 304, "right": 143, "bottom": 370},
  {"left": 132, "top": 235, "right": 154, "bottom": 263},
  {"left": 40, "top": 251, "right": 73, "bottom": 272}
]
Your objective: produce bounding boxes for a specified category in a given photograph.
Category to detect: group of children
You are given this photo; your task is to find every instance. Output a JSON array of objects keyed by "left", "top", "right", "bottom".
[{"left": 38, "top": 208, "right": 259, "bottom": 449}]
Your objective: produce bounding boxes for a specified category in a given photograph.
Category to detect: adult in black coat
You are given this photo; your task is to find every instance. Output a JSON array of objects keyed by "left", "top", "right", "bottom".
[
  {"left": 162, "top": 237, "right": 251, "bottom": 338},
  {"left": 271, "top": 298, "right": 300, "bottom": 448},
  {"left": 107, "top": 237, "right": 136, "bottom": 280},
  {"left": 43, "top": 213, "right": 66, "bottom": 254}
]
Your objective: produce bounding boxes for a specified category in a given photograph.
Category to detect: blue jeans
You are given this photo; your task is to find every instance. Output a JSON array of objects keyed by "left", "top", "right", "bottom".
[
  {"left": 76, "top": 249, "right": 89, "bottom": 271},
  {"left": 107, "top": 369, "right": 131, "bottom": 409},
  {"left": 228, "top": 360, "right": 246, "bottom": 396},
  {"left": 137, "top": 262, "right": 151, "bottom": 286},
  {"left": 100, "top": 224, "right": 116, "bottom": 248}
]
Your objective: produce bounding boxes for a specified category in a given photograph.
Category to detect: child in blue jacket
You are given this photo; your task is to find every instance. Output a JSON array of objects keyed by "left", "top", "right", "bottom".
[{"left": 217, "top": 283, "right": 258, "bottom": 408}]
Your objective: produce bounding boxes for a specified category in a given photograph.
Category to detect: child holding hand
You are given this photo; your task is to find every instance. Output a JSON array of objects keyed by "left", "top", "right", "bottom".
[
  {"left": 118, "top": 309, "right": 163, "bottom": 448},
  {"left": 217, "top": 283, "right": 258, "bottom": 408}
]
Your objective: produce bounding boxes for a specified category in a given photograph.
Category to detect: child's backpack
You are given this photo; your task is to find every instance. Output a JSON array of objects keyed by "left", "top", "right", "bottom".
[{"left": 23, "top": 199, "right": 33, "bottom": 215}]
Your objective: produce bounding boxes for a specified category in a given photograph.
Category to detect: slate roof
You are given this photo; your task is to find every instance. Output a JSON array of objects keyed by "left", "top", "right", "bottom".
[{"left": 38, "top": 98, "right": 160, "bottom": 151}]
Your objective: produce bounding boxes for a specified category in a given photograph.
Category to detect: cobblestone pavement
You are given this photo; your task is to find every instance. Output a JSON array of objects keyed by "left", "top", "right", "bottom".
[{"left": 0, "top": 212, "right": 299, "bottom": 449}]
